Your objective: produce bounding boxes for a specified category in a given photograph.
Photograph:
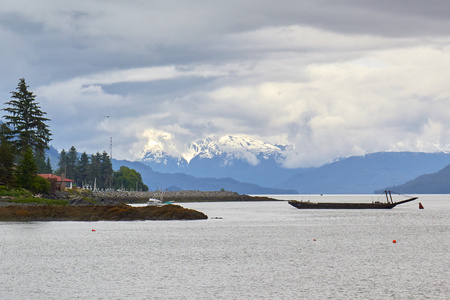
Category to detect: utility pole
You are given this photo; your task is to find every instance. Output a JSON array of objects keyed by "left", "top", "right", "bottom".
[
  {"left": 105, "top": 116, "right": 113, "bottom": 190},
  {"left": 105, "top": 116, "right": 112, "bottom": 159}
]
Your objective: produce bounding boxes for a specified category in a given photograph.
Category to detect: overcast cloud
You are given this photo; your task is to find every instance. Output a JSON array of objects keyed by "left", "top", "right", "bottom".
[{"left": 1, "top": 0, "right": 450, "bottom": 167}]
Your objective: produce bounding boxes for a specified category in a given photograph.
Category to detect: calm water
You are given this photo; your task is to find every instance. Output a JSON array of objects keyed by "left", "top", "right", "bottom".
[{"left": 1, "top": 195, "right": 449, "bottom": 299}]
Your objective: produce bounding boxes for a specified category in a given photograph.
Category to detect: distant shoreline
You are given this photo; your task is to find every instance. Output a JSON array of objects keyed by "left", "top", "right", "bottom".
[
  {"left": 0, "top": 190, "right": 279, "bottom": 207},
  {"left": 90, "top": 190, "right": 280, "bottom": 204},
  {"left": 0, "top": 191, "right": 279, "bottom": 221}
]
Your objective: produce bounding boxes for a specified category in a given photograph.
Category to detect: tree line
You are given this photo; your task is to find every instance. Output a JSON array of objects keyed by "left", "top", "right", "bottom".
[
  {"left": 56, "top": 146, "right": 148, "bottom": 191},
  {"left": 56, "top": 146, "right": 113, "bottom": 190},
  {"left": 0, "top": 78, "right": 148, "bottom": 193}
]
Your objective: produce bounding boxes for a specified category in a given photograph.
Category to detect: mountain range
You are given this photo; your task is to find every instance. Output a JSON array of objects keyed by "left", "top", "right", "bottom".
[
  {"left": 47, "top": 135, "right": 450, "bottom": 194},
  {"left": 111, "top": 159, "right": 297, "bottom": 194},
  {"left": 137, "top": 135, "right": 293, "bottom": 186},
  {"left": 134, "top": 135, "right": 450, "bottom": 194}
]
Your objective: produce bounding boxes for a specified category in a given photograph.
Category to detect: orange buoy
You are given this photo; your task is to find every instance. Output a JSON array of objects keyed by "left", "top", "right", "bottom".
[
  {"left": 313, "top": 239, "right": 316, "bottom": 241},
  {"left": 392, "top": 239, "right": 396, "bottom": 243},
  {"left": 419, "top": 202, "right": 424, "bottom": 209}
]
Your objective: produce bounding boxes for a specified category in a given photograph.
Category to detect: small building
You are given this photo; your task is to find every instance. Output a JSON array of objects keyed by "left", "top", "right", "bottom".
[{"left": 38, "top": 174, "right": 75, "bottom": 191}]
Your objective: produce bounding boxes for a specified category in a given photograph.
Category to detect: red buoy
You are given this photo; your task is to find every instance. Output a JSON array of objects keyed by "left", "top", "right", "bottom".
[
  {"left": 92, "top": 229, "right": 96, "bottom": 232},
  {"left": 392, "top": 239, "right": 396, "bottom": 243},
  {"left": 419, "top": 202, "right": 424, "bottom": 209}
]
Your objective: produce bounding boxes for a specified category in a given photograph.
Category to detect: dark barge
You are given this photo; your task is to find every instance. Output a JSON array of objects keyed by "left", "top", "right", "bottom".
[{"left": 288, "top": 191, "right": 418, "bottom": 209}]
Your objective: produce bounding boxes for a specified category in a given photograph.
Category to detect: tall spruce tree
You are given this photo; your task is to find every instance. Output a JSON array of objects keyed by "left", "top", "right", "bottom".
[
  {"left": 66, "top": 146, "right": 79, "bottom": 181},
  {"left": 45, "top": 157, "right": 53, "bottom": 174},
  {"left": 100, "top": 151, "right": 113, "bottom": 189},
  {"left": 57, "top": 149, "right": 67, "bottom": 175},
  {"left": 78, "top": 152, "right": 90, "bottom": 187},
  {"left": 3, "top": 78, "right": 51, "bottom": 155},
  {"left": 89, "top": 152, "right": 102, "bottom": 189}
]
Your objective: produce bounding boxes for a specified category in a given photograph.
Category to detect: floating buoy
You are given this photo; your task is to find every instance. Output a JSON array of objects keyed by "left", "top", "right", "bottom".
[
  {"left": 92, "top": 229, "right": 96, "bottom": 232},
  {"left": 313, "top": 239, "right": 316, "bottom": 241},
  {"left": 392, "top": 239, "right": 397, "bottom": 243},
  {"left": 419, "top": 202, "right": 424, "bottom": 209}
]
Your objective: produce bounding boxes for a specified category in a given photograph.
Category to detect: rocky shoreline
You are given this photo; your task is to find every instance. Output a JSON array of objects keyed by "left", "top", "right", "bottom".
[
  {"left": 0, "top": 203, "right": 208, "bottom": 221},
  {"left": 0, "top": 190, "right": 278, "bottom": 221}
]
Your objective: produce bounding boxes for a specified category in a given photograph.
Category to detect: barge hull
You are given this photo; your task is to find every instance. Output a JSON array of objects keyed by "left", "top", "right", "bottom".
[{"left": 288, "top": 197, "right": 418, "bottom": 210}]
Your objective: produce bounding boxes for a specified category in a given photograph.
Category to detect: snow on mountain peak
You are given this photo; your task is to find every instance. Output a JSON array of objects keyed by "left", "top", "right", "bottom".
[
  {"left": 184, "top": 135, "right": 284, "bottom": 164},
  {"left": 140, "top": 134, "right": 286, "bottom": 165},
  {"left": 218, "top": 135, "right": 281, "bottom": 154}
]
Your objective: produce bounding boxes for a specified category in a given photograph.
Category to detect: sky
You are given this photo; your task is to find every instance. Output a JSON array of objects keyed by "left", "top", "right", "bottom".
[{"left": 1, "top": 0, "right": 450, "bottom": 168}]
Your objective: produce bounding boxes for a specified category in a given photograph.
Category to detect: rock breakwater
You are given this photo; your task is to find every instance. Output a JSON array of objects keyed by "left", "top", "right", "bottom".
[{"left": 91, "top": 190, "right": 277, "bottom": 203}]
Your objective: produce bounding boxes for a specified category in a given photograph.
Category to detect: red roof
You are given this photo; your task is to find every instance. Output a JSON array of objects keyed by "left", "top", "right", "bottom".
[{"left": 38, "top": 174, "right": 74, "bottom": 182}]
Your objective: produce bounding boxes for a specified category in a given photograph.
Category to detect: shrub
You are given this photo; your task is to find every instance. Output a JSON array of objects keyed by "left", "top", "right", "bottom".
[
  {"left": 29, "top": 176, "right": 50, "bottom": 194},
  {"left": 0, "top": 186, "right": 33, "bottom": 197}
]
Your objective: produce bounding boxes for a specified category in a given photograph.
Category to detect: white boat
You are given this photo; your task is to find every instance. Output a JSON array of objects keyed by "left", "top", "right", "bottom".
[
  {"left": 147, "top": 198, "right": 163, "bottom": 206},
  {"left": 147, "top": 198, "right": 174, "bottom": 206}
]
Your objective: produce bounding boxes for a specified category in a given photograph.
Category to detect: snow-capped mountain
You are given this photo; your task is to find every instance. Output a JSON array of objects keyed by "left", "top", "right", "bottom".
[
  {"left": 138, "top": 135, "right": 287, "bottom": 166},
  {"left": 185, "top": 135, "right": 285, "bottom": 164},
  {"left": 139, "top": 149, "right": 188, "bottom": 168},
  {"left": 136, "top": 135, "right": 293, "bottom": 187}
]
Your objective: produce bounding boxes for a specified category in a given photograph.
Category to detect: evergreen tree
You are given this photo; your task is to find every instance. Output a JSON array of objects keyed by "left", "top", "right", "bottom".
[
  {"left": 78, "top": 152, "right": 90, "bottom": 188},
  {"left": 66, "top": 146, "right": 79, "bottom": 181},
  {"left": 0, "top": 123, "right": 15, "bottom": 186},
  {"left": 89, "top": 152, "right": 102, "bottom": 189},
  {"left": 45, "top": 157, "right": 53, "bottom": 174},
  {"left": 16, "top": 147, "right": 37, "bottom": 189},
  {"left": 57, "top": 149, "right": 67, "bottom": 175},
  {"left": 100, "top": 151, "right": 113, "bottom": 189},
  {"left": 0, "top": 140, "right": 15, "bottom": 186},
  {"left": 35, "top": 151, "right": 48, "bottom": 173},
  {"left": 2, "top": 78, "right": 51, "bottom": 155},
  {"left": 0, "top": 123, "right": 13, "bottom": 144}
]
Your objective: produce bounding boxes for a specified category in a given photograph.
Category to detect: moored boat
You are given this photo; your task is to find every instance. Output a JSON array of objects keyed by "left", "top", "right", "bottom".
[
  {"left": 288, "top": 191, "right": 418, "bottom": 209},
  {"left": 147, "top": 198, "right": 163, "bottom": 206},
  {"left": 147, "top": 198, "right": 174, "bottom": 206},
  {"left": 147, "top": 190, "right": 174, "bottom": 206}
]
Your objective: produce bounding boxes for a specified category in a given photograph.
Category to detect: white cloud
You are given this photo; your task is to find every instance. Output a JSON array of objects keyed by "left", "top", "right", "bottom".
[
  {"left": 2, "top": 1, "right": 450, "bottom": 168},
  {"left": 34, "top": 42, "right": 450, "bottom": 167}
]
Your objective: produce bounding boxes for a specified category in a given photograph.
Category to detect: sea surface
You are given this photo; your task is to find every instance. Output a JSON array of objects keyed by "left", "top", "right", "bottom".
[{"left": 1, "top": 194, "right": 449, "bottom": 299}]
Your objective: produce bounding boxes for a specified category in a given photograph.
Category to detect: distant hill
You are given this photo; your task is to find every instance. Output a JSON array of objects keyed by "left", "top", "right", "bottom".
[
  {"left": 120, "top": 151, "right": 450, "bottom": 194},
  {"left": 112, "top": 159, "right": 298, "bottom": 194},
  {"left": 45, "top": 145, "right": 60, "bottom": 170},
  {"left": 377, "top": 164, "right": 450, "bottom": 194},
  {"left": 279, "top": 152, "right": 450, "bottom": 194}
]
